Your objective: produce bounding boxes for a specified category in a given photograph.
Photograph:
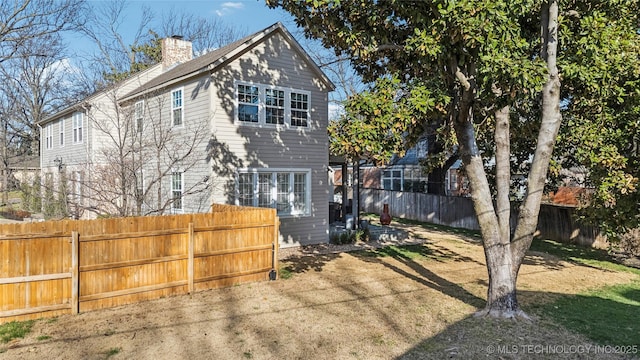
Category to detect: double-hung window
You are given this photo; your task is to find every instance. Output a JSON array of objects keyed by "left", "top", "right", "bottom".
[
  {"left": 265, "top": 88, "right": 285, "bottom": 125},
  {"left": 290, "top": 92, "right": 309, "bottom": 127},
  {"left": 72, "top": 112, "right": 83, "bottom": 143},
  {"left": 72, "top": 171, "right": 83, "bottom": 202},
  {"left": 235, "top": 82, "right": 310, "bottom": 127},
  {"left": 237, "top": 84, "right": 259, "bottom": 123},
  {"left": 135, "top": 101, "right": 144, "bottom": 133},
  {"left": 59, "top": 119, "right": 64, "bottom": 147},
  {"left": 171, "top": 171, "right": 183, "bottom": 212},
  {"left": 171, "top": 88, "right": 183, "bottom": 126},
  {"left": 45, "top": 123, "right": 53, "bottom": 149},
  {"left": 237, "top": 169, "right": 310, "bottom": 217}
]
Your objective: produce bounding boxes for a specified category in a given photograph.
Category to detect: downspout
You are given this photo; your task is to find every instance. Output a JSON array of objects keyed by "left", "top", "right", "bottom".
[{"left": 36, "top": 123, "right": 43, "bottom": 213}]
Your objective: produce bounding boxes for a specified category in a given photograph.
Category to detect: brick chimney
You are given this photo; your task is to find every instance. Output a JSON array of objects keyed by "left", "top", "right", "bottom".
[{"left": 162, "top": 36, "right": 193, "bottom": 69}]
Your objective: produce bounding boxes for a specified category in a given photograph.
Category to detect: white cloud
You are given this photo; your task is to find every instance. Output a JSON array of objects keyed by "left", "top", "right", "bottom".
[
  {"left": 215, "top": 2, "right": 245, "bottom": 17},
  {"left": 328, "top": 102, "right": 344, "bottom": 121}
]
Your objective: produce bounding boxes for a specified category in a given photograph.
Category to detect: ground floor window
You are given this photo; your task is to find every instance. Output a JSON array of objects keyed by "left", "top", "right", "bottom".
[
  {"left": 171, "top": 171, "right": 183, "bottom": 212},
  {"left": 237, "top": 169, "right": 310, "bottom": 216}
]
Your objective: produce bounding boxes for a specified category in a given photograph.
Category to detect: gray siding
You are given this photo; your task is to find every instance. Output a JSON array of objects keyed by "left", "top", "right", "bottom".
[
  {"left": 209, "top": 32, "right": 330, "bottom": 247},
  {"left": 38, "top": 31, "right": 331, "bottom": 246},
  {"left": 129, "top": 73, "right": 213, "bottom": 214}
]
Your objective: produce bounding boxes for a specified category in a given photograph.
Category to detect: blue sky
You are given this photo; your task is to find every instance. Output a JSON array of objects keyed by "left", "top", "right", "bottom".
[
  {"left": 70, "top": 0, "right": 298, "bottom": 52},
  {"left": 66, "top": 1, "right": 347, "bottom": 117}
]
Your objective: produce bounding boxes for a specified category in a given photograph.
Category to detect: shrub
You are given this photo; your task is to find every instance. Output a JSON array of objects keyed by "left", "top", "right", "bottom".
[
  {"left": 330, "top": 229, "right": 371, "bottom": 245},
  {"left": 618, "top": 229, "right": 640, "bottom": 257}
]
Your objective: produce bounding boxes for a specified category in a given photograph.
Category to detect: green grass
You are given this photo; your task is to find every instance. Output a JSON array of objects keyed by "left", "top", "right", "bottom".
[
  {"left": 536, "top": 281, "right": 640, "bottom": 346},
  {"left": 0, "top": 320, "right": 35, "bottom": 343},
  {"left": 529, "top": 239, "right": 640, "bottom": 346},
  {"left": 357, "top": 244, "right": 433, "bottom": 260},
  {"left": 530, "top": 239, "right": 640, "bottom": 275},
  {"left": 279, "top": 265, "right": 294, "bottom": 280},
  {"left": 36, "top": 335, "right": 51, "bottom": 341},
  {"left": 105, "top": 347, "right": 121, "bottom": 358}
]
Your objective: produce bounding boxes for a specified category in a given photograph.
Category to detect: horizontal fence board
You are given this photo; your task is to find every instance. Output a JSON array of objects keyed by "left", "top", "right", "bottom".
[
  {"left": 79, "top": 254, "right": 188, "bottom": 272},
  {"left": 195, "top": 244, "right": 272, "bottom": 258},
  {"left": 0, "top": 272, "right": 71, "bottom": 285},
  {"left": 196, "top": 267, "right": 272, "bottom": 283},
  {"left": 79, "top": 280, "right": 189, "bottom": 302},
  {"left": 79, "top": 228, "right": 187, "bottom": 242},
  {"left": 0, "top": 303, "right": 72, "bottom": 318},
  {"left": 0, "top": 204, "right": 278, "bottom": 324}
]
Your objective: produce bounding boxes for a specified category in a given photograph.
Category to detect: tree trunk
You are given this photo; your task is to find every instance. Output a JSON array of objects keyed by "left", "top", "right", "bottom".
[
  {"left": 481, "top": 242, "right": 520, "bottom": 317},
  {"left": 511, "top": 0, "right": 562, "bottom": 277},
  {"left": 449, "top": 57, "right": 518, "bottom": 316}
]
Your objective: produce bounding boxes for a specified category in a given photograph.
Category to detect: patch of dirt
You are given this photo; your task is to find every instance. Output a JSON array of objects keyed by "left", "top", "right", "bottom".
[{"left": 1, "top": 222, "right": 637, "bottom": 360}]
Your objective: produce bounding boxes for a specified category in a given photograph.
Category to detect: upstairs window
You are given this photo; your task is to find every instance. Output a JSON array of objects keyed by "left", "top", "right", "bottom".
[
  {"left": 265, "top": 88, "right": 285, "bottom": 125},
  {"left": 235, "top": 82, "right": 310, "bottom": 127},
  {"left": 237, "top": 84, "right": 259, "bottom": 123},
  {"left": 135, "top": 101, "right": 144, "bottom": 133},
  {"left": 72, "top": 112, "right": 83, "bottom": 144},
  {"left": 171, "top": 88, "right": 183, "bottom": 126},
  {"left": 290, "top": 92, "right": 309, "bottom": 127}
]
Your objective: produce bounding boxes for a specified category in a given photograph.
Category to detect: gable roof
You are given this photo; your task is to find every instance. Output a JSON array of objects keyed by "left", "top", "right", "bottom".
[
  {"left": 120, "top": 22, "right": 334, "bottom": 102},
  {"left": 40, "top": 62, "right": 164, "bottom": 125}
]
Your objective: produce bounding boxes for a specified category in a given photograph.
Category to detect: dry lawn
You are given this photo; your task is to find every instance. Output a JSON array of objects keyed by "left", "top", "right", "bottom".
[{"left": 1, "top": 223, "right": 637, "bottom": 360}]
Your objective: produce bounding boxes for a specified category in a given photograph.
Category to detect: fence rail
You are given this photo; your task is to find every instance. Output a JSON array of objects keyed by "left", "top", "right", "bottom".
[
  {"left": 0, "top": 204, "right": 278, "bottom": 323},
  {"left": 361, "top": 188, "right": 605, "bottom": 247}
]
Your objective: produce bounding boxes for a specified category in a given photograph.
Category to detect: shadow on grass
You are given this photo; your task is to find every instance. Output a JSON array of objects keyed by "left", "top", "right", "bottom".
[
  {"left": 280, "top": 252, "right": 341, "bottom": 274},
  {"left": 529, "top": 283, "right": 640, "bottom": 347},
  {"left": 526, "top": 239, "right": 640, "bottom": 275},
  {"left": 400, "top": 286, "right": 640, "bottom": 359},
  {"left": 355, "top": 244, "right": 486, "bottom": 309}
]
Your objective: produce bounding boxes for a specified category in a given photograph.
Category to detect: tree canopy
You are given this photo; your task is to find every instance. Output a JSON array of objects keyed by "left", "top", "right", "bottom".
[{"left": 268, "top": 0, "right": 640, "bottom": 317}]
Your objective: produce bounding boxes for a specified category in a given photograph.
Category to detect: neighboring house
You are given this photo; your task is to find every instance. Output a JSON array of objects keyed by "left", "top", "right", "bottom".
[
  {"left": 332, "top": 138, "right": 467, "bottom": 199},
  {"left": 39, "top": 23, "right": 335, "bottom": 247},
  {"left": 2, "top": 154, "right": 39, "bottom": 192}
]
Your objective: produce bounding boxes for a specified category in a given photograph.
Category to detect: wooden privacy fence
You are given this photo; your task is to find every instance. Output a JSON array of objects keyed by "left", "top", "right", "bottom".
[
  {"left": 361, "top": 188, "right": 604, "bottom": 246},
  {"left": 0, "top": 204, "right": 278, "bottom": 324}
]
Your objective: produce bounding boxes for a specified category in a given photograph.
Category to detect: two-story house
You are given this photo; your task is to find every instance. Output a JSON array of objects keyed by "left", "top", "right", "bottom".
[{"left": 39, "top": 23, "right": 334, "bottom": 247}]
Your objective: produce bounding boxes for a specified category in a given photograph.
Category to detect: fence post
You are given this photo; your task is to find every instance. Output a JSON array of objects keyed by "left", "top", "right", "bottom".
[
  {"left": 188, "top": 223, "right": 194, "bottom": 293},
  {"left": 71, "top": 231, "right": 79, "bottom": 314}
]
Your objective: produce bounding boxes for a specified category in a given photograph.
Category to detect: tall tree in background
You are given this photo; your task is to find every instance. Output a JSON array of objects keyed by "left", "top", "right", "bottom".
[
  {"left": 78, "top": 0, "right": 242, "bottom": 86},
  {"left": 554, "top": 7, "right": 640, "bottom": 240},
  {"left": 268, "top": 0, "right": 637, "bottom": 318},
  {"left": 0, "top": 0, "right": 84, "bottom": 63},
  {"left": 0, "top": 0, "right": 84, "bottom": 205}
]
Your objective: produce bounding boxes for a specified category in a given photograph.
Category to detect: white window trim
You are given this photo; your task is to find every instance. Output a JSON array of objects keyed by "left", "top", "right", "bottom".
[
  {"left": 171, "top": 170, "right": 184, "bottom": 213},
  {"left": 72, "top": 171, "right": 83, "bottom": 202},
  {"left": 171, "top": 88, "right": 184, "bottom": 127},
  {"left": 236, "top": 168, "right": 312, "bottom": 218},
  {"left": 382, "top": 167, "right": 404, "bottom": 191},
  {"left": 135, "top": 100, "right": 144, "bottom": 133},
  {"left": 59, "top": 119, "right": 64, "bottom": 147},
  {"left": 234, "top": 81, "right": 311, "bottom": 129},
  {"left": 72, "top": 112, "right": 83, "bottom": 144},
  {"left": 45, "top": 123, "right": 53, "bottom": 150}
]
